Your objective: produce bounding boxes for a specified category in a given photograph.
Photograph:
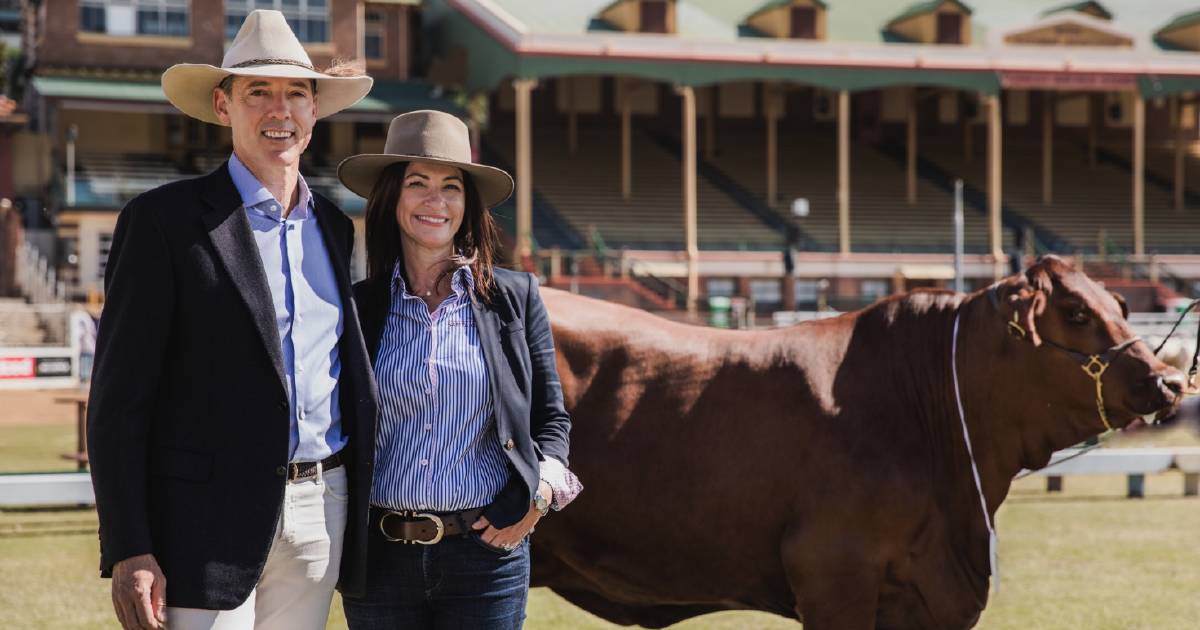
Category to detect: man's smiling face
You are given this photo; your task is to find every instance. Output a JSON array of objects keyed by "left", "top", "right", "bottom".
[{"left": 213, "top": 75, "right": 317, "bottom": 171}]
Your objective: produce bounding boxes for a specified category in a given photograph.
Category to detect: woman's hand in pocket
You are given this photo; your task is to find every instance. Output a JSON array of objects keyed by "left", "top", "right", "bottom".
[{"left": 471, "top": 481, "right": 551, "bottom": 550}]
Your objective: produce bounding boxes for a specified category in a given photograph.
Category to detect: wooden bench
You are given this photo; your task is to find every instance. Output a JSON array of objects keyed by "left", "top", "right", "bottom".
[{"left": 1028, "top": 447, "right": 1200, "bottom": 498}]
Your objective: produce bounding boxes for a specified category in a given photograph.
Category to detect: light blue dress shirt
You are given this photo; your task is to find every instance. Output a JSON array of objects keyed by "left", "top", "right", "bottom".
[
  {"left": 371, "top": 264, "right": 510, "bottom": 512},
  {"left": 228, "top": 153, "right": 347, "bottom": 463}
]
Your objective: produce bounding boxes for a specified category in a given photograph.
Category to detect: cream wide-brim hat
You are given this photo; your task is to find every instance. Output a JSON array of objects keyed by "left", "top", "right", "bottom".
[
  {"left": 338, "top": 110, "right": 515, "bottom": 209},
  {"left": 161, "top": 9, "right": 373, "bottom": 125}
]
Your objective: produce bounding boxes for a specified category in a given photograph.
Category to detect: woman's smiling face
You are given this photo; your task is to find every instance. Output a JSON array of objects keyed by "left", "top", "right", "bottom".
[{"left": 395, "top": 161, "right": 466, "bottom": 253}]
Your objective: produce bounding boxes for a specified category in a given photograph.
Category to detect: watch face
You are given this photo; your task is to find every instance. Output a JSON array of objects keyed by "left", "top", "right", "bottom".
[{"left": 534, "top": 493, "right": 550, "bottom": 512}]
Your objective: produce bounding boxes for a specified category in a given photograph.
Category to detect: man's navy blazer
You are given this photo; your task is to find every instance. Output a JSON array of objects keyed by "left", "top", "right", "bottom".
[
  {"left": 353, "top": 267, "right": 571, "bottom": 529},
  {"left": 86, "top": 163, "right": 378, "bottom": 608}
]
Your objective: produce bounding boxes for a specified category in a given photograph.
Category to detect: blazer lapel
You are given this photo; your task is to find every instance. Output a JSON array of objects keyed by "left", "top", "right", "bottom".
[
  {"left": 470, "top": 294, "right": 505, "bottom": 419},
  {"left": 199, "top": 163, "right": 288, "bottom": 396}
]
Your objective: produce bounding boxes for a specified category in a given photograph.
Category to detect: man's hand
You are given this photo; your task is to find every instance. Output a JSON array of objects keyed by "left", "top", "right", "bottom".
[
  {"left": 471, "top": 480, "right": 552, "bottom": 551},
  {"left": 111, "top": 553, "right": 167, "bottom": 630}
]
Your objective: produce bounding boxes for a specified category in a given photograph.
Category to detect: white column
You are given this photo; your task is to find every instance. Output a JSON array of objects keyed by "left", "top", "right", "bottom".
[
  {"left": 513, "top": 78, "right": 537, "bottom": 267},
  {"left": 1042, "top": 92, "right": 1053, "bottom": 206},
  {"left": 1134, "top": 95, "right": 1145, "bottom": 258},
  {"left": 678, "top": 85, "right": 699, "bottom": 314},
  {"left": 987, "top": 94, "right": 1003, "bottom": 275},
  {"left": 621, "top": 79, "right": 632, "bottom": 201},
  {"left": 1176, "top": 95, "right": 1186, "bottom": 211},
  {"left": 766, "top": 83, "right": 779, "bottom": 207},
  {"left": 837, "top": 90, "right": 850, "bottom": 256},
  {"left": 906, "top": 87, "right": 917, "bottom": 206}
]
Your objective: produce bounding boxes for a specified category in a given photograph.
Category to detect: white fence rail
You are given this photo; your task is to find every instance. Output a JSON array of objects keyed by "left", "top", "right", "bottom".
[{"left": 15, "top": 239, "right": 64, "bottom": 304}]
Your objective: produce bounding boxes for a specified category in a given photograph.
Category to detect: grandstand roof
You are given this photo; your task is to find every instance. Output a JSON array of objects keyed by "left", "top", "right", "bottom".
[
  {"left": 886, "top": 1, "right": 974, "bottom": 28},
  {"left": 1042, "top": 1, "right": 1114, "bottom": 20},
  {"left": 430, "top": 0, "right": 1200, "bottom": 96},
  {"left": 1156, "top": 9, "right": 1200, "bottom": 35},
  {"left": 30, "top": 75, "right": 465, "bottom": 118}
]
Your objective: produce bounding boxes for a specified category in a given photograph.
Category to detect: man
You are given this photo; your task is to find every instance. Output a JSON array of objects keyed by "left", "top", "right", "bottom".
[{"left": 87, "top": 10, "right": 377, "bottom": 629}]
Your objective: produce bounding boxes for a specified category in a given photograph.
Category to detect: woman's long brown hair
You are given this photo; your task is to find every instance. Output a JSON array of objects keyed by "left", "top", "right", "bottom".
[{"left": 363, "top": 162, "right": 500, "bottom": 300}]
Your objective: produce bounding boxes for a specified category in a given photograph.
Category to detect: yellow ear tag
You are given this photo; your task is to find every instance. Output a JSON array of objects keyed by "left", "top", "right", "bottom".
[{"left": 1008, "top": 311, "right": 1028, "bottom": 340}]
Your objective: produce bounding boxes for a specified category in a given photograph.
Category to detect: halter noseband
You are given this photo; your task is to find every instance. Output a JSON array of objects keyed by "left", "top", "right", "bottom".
[{"left": 987, "top": 288, "right": 1142, "bottom": 432}]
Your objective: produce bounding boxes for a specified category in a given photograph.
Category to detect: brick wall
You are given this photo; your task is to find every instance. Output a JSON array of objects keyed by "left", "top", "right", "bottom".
[{"left": 33, "top": 0, "right": 370, "bottom": 73}]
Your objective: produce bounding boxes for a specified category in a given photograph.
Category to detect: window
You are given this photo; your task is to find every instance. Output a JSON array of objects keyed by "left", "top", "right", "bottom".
[
  {"left": 226, "top": 0, "right": 328, "bottom": 43},
  {"left": 936, "top": 12, "right": 962, "bottom": 44},
  {"left": 750, "top": 279, "right": 782, "bottom": 306},
  {"left": 80, "top": 0, "right": 189, "bottom": 37},
  {"left": 364, "top": 10, "right": 384, "bottom": 60},
  {"left": 790, "top": 6, "right": 816, "bottom": 39},
  {"left": 795, "top": 280, "right": 820, "bottom": 305},
  {"left": 861, "top": 280, "right": 890, "bottom": 302},
  {"left": 639, "top": 0, "right": 668, "bottom": 34},
  {"left": 706, "top": 278, "right": 736, "bottom": 298}
]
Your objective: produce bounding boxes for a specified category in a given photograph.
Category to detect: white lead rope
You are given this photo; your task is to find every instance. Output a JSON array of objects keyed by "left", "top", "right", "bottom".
[{"left": 951, "top": 311, "right": 1000, "bottom": 594}]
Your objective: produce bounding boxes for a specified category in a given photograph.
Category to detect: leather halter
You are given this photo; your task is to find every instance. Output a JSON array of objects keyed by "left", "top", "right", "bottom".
[{"left": 987, "top": 287, "right": 1142, "bottom": 432}]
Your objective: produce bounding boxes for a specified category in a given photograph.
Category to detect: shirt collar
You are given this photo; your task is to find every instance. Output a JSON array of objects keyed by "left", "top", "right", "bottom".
[
  {"left": 228, "top": 152, "right": 312, "bottom": 220},
  {"left": 392, "top": 262, "right": 475, "bottom": 300}
]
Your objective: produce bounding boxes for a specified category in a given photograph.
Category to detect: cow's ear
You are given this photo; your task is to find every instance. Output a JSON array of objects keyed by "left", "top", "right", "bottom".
[
  {"left": 1003, "top": 268, "right": 1050, "bottom": 347},
  {"left": 1110, "top": 291, "right": 1129, "bottom": 320}
]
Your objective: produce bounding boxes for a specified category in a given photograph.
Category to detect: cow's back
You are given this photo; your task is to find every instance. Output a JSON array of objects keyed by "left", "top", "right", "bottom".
[{"left": 537, "top": 291, "right": 917, "bottom": 615}]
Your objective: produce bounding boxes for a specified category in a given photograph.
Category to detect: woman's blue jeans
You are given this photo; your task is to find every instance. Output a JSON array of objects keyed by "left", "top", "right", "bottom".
[{"left": 343, "top": 523, "right": 530, "bottom": 630}]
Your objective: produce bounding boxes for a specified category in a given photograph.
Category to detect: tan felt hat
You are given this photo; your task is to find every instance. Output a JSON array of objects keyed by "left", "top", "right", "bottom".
[
  {"left": 337, "top": 110, "right": 514, "bottom": 209},
  {"left": 161, "top": 9, "right": 373, "bottom": 125}
]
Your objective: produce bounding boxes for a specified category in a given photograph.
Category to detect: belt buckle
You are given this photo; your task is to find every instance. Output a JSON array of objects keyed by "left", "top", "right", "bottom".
[{"left": 378, "top": 511, "right": 444, "bottom": 545}]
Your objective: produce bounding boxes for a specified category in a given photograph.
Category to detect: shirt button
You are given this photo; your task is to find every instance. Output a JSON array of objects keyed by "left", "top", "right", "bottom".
[
  {"left": 298, "top": 409, "right": 306, "bottom": 420},
  {"left": 276, "top": 465, "right": 287, "bottom": 477},
  {"left": 420, "top": 459, "right": 428, "bottom": 466},
  {"left": 425, "top": 388, "right": 432, "bottom": 395},
  {"left": 424, "top": 424, "right": 432, "bottom": 431},
  {"left": 504, "top": 439, "right": 515, "bottom": 451}
]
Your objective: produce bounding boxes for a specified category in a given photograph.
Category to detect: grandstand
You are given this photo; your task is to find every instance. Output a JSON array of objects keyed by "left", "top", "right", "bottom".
[{"left": 12, "top": 0, "right": 1200, "bottom": 311}]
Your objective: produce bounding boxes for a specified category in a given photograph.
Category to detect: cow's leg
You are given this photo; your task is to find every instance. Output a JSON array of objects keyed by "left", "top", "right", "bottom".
[{"left": 781, "top": 534, "right": 881, "bottom": 630}]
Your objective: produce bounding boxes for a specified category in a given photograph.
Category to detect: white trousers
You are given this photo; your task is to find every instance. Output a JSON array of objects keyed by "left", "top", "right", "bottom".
[{"left": 167, "top": 465, "right": 348, "bottom": 630}]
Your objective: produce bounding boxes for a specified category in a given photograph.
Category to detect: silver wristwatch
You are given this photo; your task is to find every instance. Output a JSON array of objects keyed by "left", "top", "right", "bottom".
[{"left": 533, "top": 489, "right": 551, "bottom": 517}]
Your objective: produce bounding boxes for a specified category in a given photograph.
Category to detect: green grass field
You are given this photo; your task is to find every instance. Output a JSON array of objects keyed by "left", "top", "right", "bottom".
[{"left": 4, "top": 420, "right": 1200, "bottom": 628}]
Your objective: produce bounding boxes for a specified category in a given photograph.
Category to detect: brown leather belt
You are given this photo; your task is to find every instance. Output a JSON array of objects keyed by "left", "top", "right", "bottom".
[
  {"left": 287, "top": 452, "right": 342, "bottom": 482},
  {"left": 373, "top": 506, "right": 486, "bottom": 545}
]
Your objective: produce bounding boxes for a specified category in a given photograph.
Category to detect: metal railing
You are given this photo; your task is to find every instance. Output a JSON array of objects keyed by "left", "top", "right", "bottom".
[{"left": 15, "top": 239, "right": 64, "bottom": 305}]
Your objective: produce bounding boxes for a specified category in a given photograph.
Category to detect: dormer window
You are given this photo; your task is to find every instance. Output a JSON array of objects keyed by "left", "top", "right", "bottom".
[
  {"left": 743, "top": 1, "right": 827, "bottom": 41},
  {"left": 936, "top": 12, "right": 962, "bottom": 43},
  {"left": 597, "top": 0, "right": 676, "bottom": 35},
  {"left": 1043, "top": 2, "right": 1114, "bottom": 21},
  {"left": 791, "top": 6, "right": 816, "bottom": 39},
  {"left": 640, "top": 0, "right": 668, "bottom": 34},
  {"left": 885, "top": 1, "right": 972, "bottom": 45}
]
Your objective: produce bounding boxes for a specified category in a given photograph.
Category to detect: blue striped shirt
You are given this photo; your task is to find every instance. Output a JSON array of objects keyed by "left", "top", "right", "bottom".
[{"left": 371, "top": 263, "right": 511, "bottom": 512}]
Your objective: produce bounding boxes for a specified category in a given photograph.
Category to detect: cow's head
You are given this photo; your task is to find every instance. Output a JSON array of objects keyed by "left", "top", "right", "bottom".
[{"left": 993, "top": 256, "right": 1183, "bottom": 433}]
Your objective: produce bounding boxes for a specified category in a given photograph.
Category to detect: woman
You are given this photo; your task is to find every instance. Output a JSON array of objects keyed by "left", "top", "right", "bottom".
[{"left": 337, "top": 110, "right": 581, "bottom": 629}]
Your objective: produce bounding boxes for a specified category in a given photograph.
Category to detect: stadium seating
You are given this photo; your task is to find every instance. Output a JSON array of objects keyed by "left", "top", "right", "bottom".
[
  {"left": 922, "top": 137, "right": 1200, "bottom": 255},
  {"left": 703, "top": 128, "right": 1006, "bottom": 254},
  {"left": 484, "top": 123, "right": 785, "bottom": 251},
  {"left": 72, "top": 153, "right": 184, "bottom": 208}
]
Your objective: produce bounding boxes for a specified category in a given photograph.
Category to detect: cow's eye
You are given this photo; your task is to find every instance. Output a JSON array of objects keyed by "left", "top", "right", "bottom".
[{"left": 1068, "top": 307, "right": 1090, "bottom": 325}]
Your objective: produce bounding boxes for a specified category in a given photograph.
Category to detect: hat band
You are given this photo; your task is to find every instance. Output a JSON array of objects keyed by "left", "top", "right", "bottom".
[{"left": 229, "top": 58, "right": 315, "bottom": 71}]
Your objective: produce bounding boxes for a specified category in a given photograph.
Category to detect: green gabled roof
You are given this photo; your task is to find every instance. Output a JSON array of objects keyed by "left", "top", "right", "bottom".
[
  {"left": 1042, "top": 2, "right": 1113, "bottom": 20},
  {"left": 1157, "top": 9, "right": 1200, "bottom": 35},
  {"left": 30, "top": 76, "right": 463, "bottom": 116},
  {"left": 886, "top": 0, "right": 973, "bottom": 28},
  {"left": 745, "top": 0, "right": 828, "bottom": 23}
]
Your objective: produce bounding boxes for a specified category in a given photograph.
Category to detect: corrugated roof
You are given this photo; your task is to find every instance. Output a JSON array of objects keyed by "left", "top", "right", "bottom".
[
  {"left": 30, "top": 76, "right": 464, "bottom": 116},
  {"left": 745, "top": 0, "right": 829, "bottom": 23},
  {"left": 1157, "top": 9, "right": 1200, "bottom": 35},
  {"left": 1042, "top": 1, "right": 1114, "bottom": 20},
  {"left": 886, "top": 0, "right": 973, "bottom": 28}
]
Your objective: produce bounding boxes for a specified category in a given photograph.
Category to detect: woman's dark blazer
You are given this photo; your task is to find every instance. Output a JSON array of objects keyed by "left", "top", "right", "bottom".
[{"left": 353, "top": 267, "right": 572, "bottom": 529}]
